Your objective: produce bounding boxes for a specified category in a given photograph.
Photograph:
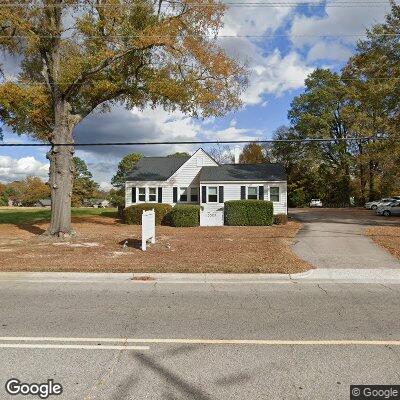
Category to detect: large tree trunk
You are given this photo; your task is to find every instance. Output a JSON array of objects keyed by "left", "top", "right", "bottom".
[{"left": 45, "top": 100, "right": 75, "bottom": 237}]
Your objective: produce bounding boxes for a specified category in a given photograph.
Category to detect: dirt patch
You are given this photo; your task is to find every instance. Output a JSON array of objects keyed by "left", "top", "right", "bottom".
[
  {"left": 365, "top": 226, "right": 400, "bottom": 260},
  {"left": 0, "top": 216, "right": 312, "bottom": 273}
]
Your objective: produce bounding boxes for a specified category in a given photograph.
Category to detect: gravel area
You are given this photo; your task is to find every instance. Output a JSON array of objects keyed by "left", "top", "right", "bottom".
[{"left": 0, "top": 216, "right": 312, "bottom": 273}]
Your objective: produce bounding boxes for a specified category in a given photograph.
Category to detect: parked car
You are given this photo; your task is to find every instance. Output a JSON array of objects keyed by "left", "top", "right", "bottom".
[
  {"left": 376, "top": 200, "right": 400, "bottom": 216},
  {"left": 310, "top": 199, "right": 323, "bottom": 208},
  {"left": 365, "top": 198, "right": 395, "bottom": 210}
]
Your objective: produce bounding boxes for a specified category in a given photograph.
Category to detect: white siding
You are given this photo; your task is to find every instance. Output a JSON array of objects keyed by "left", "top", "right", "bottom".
[
  {"left": 168, "top": 149, "right": 217, "bottom": 187},
  {"left": 125, "top": 149, "right": 217, "bottom": 207},
  {"left": 200, "top": 181, "right": 287, "bottom": 215}
]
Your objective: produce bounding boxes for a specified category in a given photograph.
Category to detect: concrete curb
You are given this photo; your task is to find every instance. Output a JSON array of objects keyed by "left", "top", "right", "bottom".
[{"left": 0, "top": 268, "right": 399, "bottom": 283}]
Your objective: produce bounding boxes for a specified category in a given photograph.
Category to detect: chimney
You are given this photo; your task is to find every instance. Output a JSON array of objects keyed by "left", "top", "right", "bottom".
[{"left": 234, "top": 145, "right": 240, "bottom": 164}]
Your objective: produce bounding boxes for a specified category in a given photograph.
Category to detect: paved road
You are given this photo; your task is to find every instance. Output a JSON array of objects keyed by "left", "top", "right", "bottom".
[
  {"left": 1, "top": 278, "right": 400, "bottom": 399},
  {"left": 291, "top": 208, "right": 400, "bottom": 269}
]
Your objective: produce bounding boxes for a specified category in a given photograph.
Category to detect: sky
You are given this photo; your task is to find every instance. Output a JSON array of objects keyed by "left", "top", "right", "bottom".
[{"left": 0, "top": 0, "right": 393, "bottom": 190}]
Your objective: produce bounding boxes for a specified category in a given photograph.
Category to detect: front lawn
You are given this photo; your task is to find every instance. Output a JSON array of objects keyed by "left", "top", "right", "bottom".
[
  {"left": 0, "top": 207, "right": 117, "bottom": 224},
  {"left": 0, "top": 213, "right": 312, "bottom": 274}
]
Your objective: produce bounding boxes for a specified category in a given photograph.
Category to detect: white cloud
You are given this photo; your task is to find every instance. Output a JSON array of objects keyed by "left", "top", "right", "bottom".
[
  {"left": 243, "top": 49, "right": 313, "bottom": 104},
  {"left": 289, "top": 2, "right": 390, "bottom": 61},
  {"left": 307, "top": 41, "right": 353, "bottom": 62},
  {"left": 0, "top": 156, "right": 49, "bottom": 183},
  {"left": 221, "top": 4, "right": 292, "bottom": 37}
]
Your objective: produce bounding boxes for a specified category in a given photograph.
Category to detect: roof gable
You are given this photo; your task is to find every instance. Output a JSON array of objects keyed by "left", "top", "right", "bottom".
[{"left": 167, "top": 148, "right": 218, "bottom": 181}]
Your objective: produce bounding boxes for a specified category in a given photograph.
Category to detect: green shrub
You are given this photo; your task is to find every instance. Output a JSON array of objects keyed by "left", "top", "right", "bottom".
[
  {"left": 123, "top": 203, "right": 173, "bottom": 225},
  {"left": 224, "top": 200, "right": 274, "bottom": 226},
  {"left": 274, "top": 213, "right": 288, "bottom": 225},
  {"left": 169, "top": 205, "right": 200, "bottom": 227},
  {"left": 289, "top": 187, "right": 306, "bottom": 207}
]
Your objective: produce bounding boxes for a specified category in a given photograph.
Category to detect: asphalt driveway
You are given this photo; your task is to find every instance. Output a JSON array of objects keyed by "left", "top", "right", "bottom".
[{"left": 291, "top": 208, "right": 400, "bottom": 269}]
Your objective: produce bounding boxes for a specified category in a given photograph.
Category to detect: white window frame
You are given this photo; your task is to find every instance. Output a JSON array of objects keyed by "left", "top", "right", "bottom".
[
  {"left": 196, "top": 157, "right": 204, "bottom": 167},
  {"left": 148, "top": 187, "right": 157, "bottom": 203},
  {"left": 190, "top": 187, "right": 199, "bottom": 203},
  {"left": 137, "top": 187, "right": 158, "bottom": 203},
  {"left": 138, "top": 187, "right": 146, "bottom": 203},
  {"left": 179, "top": 187, "right": 188, "bottom": 202},
  {"left": 270, "top": 186, "right": 280, "bottom": 202},
  {"left": 247, "top": 186, "right": 258, "bottom": 200},
  {"left": 207, "top": 186, "right": 218, "bottom": 203}
]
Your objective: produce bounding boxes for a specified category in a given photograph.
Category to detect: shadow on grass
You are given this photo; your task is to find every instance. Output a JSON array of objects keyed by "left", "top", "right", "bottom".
[{"left": 17, "top": 224, "right": 47, "bottom": 235}]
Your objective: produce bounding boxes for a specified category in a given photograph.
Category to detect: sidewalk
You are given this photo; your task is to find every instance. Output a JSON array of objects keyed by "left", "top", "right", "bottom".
[{"left": 0, "top": 268, "right": 399, "bottom": 284}]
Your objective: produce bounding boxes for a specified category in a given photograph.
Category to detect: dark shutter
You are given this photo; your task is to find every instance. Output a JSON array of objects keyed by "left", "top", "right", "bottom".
[
  {"left": 202, "top": 186, "right": 207, "bottom": 203},
  {"left": 259, "top": 186, "right": 264, "bottom": 200},
  {"left": 131, "top": 187, "right": 136, "bottom": 203},
  {"left": 158, "top": 187, "right": 163, "bottom": 203},
  {"left": 219, "top": 186, "right": 224, "bottom": 203},
  {"left": 240, "top": 186, "right": 246, "bottom": 200},
  {"left": 173, "top": 187, "right": 178, "bottom": 203}
]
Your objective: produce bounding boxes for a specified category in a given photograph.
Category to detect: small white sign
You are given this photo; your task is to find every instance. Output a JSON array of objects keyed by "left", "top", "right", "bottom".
[
  {"left": 200, "top": 208, "right": 224, "bottom": 226},
  {"left": 141, "top": 209, "right": 155, "bottom": 251}
]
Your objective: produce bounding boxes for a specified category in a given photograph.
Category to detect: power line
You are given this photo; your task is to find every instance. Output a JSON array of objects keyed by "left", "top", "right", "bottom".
[
  {"left": 1, "top": 76, "right": 399, "bottom": 87},
  {"left": 2, "top": 33, "right": 400, "bottom": 39},
  {"left": 0, "top": 1, "right": 393, "bottom": 7},
  {"left": 0, "top": 137, "right": 394, "bottom": 147}
]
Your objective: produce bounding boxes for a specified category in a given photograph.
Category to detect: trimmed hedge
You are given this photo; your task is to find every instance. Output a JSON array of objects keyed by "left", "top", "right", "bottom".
[
  {"left": 123, "top": 203, "right": 172, "bottom": 225},
  {"left": 169, "top": 205, "right": 200, "bottom": 227},
  {"left": 274, "top": 213, "right": 288, "bottom": 225},
  {"left": 224, "top": 200, "right": 274, "bottom": 226}
]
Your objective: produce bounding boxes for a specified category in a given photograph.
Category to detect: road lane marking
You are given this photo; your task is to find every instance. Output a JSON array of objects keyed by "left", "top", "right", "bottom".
[
  {"left": 0, "top": 337, "right": 399, "bottom": 346},
  {"left": 0, "top": 343, "right": 149, "bottom": 350}
]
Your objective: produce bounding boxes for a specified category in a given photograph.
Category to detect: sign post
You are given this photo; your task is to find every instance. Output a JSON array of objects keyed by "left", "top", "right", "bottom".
[{"left": 141, "top": 209, "right": 155, "bottom": 251}]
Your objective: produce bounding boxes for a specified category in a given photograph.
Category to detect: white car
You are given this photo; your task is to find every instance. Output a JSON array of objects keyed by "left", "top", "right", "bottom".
[
  {"left": 310, "top": 199, "right": 323, "bottom": 207},
  {"left": 365, "top": 198, "right": 395, "bottom": 210},
  {"left": 376, "top": 200, "right": 400, "bottom": 216}
]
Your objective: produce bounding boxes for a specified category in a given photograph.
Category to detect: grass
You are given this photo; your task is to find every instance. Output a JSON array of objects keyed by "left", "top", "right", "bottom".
[{"left": 0, "top": 207, "right": 118, "bottom": 224}]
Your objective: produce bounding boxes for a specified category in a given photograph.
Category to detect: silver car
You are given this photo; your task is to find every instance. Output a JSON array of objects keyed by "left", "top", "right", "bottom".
[
  {"left": 365, "top": 198, "right": 396, "bottom": 210},
  {"left": 376, "top": 200, "right": 400, "bottom": 216}
]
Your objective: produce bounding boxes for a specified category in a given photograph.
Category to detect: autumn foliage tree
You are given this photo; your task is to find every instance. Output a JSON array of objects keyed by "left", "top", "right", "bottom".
[
  {"left": 239, "top": 143, "right": 266, "bottom": 164},
  {"left": 0, "top": 0, "right": 245, "bottom": 236}
]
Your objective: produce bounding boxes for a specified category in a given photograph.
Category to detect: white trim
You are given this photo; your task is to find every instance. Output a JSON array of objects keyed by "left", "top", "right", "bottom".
[
  {"left": 200, "top": 180, "right": 286, "bottom": 184},
  {"left": 135, "top": 186, "right": 158, "bottom": 204},
  {"left": 246, "top": 186, "right": 259, "bottom": 200},
  {"left": 207, "top": 186, "right": 219, "bottom": 203},
  {"left": 269, "top": 186, "right": 280, "bottom": 203},
  {"left": 168, "top": 148, "right": 218, "bottom": 182}
]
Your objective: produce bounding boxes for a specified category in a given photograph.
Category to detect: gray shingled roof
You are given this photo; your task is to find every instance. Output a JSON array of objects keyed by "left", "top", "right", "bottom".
[
  {"left": 38, "top": 198, "right": 52, "bottom": 206},
  {"left": 200, "top": 164, "right": 286, "bottom": 182},
  {"left": 125, "top": 156, "right": 190, "bottom": 181}
]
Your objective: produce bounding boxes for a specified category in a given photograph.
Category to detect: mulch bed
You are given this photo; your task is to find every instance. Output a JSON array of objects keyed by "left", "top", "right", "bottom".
[
  {"left": 365, "top": 226, "right": 400, "bottom": 261},
  {"left": 0, "top": 216, "right": 312, "bottom": 273}
]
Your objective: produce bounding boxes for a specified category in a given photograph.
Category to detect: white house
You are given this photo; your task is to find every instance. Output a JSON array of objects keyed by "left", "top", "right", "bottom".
[{"left": 125, "top": 148, "right": 287, "bottom": 226}]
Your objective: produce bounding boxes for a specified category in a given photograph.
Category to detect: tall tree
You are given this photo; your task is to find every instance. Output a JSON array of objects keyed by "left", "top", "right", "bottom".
[
  {"left": 71, "top": 157, "right": 99, "bottom": 206},
  {"left": 111, "top": 153, "right": 143, "bottom": 188},
  {"left": 0, "top": 0, "right": 245, "bottom": 236},
  {"left": 239, "top": 142, "right": 266, "bottom": 164},
  {"left": 20, "top": 176, "right": 51, "bottom": 206},
  {"left": 289, "top": 69, "right": 353, "bottom": 205},
  {"left": 343, "top": 0, "right": 400, "bottom": 200}
]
